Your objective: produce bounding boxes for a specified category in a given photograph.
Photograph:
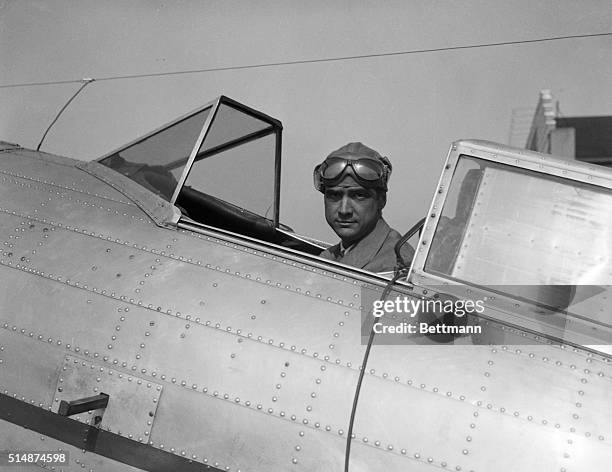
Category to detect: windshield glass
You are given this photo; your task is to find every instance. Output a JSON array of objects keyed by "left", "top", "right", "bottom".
[
  {"left": 96, "top": 97, "right": 282, "bottom": 236},
  {"left": 98, "top": 106, "right": 212, "bottom": 200},
  {"left": 184, "top": 132, "right": 276, "bottom": 217},
  {"left": 425, "top": 155, "right": 612, "bottom": 342},
  {"left": 177, "top": 101, "right": 277, "bottom": 218}
]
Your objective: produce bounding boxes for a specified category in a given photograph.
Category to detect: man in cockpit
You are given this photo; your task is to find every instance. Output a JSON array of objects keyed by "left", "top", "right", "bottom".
[{"left": 313, "top": 142, "right": 414, "bottom": 273}]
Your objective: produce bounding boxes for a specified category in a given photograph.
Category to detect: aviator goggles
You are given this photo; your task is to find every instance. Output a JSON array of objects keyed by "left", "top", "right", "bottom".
[{"left": 313, "top": 156, "right": 391, "bottom": 193}]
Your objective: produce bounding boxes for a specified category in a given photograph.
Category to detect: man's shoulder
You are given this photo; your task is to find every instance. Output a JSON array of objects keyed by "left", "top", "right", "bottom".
[{"left": 363, "top": 222, "right": 414, "bottom": 272}]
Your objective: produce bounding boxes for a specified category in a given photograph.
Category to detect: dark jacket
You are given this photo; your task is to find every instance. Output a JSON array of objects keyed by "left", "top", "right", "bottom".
[{"left": 319, "top": 218, "right": 414, "bottom": 272}]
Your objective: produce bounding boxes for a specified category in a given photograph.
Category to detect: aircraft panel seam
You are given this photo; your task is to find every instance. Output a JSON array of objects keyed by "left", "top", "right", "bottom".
[
  {"left": 0, "top": 168, "right": 134, "bottom": 205},
  {"left": 0, "top": 148, "right": 80, "bottom": 168}
]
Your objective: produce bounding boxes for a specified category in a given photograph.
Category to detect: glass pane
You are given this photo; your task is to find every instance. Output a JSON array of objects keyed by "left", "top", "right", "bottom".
[
  {"left": 201, "top": 102, "right": 272, "bottom": 153},
  {"left": 183, "top": 133, "right": 275, "bottom": 218},
  {"left": 425, "top": 155, "right": 612, "bottom": 326},
  {"left": 99, "top": 106, "right": 211, "bottom": 200}
]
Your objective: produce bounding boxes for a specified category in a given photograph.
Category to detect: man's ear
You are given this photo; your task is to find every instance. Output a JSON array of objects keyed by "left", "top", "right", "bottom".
[{"left": 377, "top": 190, "right": 387, "bottom": 210}]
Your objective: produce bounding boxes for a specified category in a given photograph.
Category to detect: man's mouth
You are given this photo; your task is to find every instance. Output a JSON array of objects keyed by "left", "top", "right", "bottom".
[{"left": 336, "top": 220, "right": 356, "bottom": 227}]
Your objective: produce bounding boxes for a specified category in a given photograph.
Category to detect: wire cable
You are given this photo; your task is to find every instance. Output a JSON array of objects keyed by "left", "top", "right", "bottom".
[
  {"left": 1, "top": 31, "right": 610, "bottom": 89},
  {"left": 35, "top": 79, "right": 94, "bottom": 151},
  {"left": 343, "top": 269, "right": 404, "bottom": 472},
  {"left": 343, "top": 217, "right": 424, "bottom": 471}
]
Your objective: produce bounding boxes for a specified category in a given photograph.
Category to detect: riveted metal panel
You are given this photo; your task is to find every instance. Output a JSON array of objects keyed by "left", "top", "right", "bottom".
[
  {"left": 121, "top": 309, "right": 363, "bottom": 435},
  {"left": 367, "top": 346, "right": 497, "bottom": 408},
  {"left": 479, "top": 345, "right": 606, "bottom": 436},
  {"left": 467, "top": 408, "right": 575, "bottom": 471},
  {"left": 261, "top": 352, "right": 361, "bottom": 433},
  {"left": 353, "top": 370, "right": 478, "bottom": 469},
  {"left": 54, "top": 355, "right": 162, "bottom": 440},
  {"left": 0, "top": 212, "right": 62, "bottom": 266},
  {"left": 171, "top": 228, "right": 364, "bottom": 307},
  {"left": 0, "top": 268, "right": 141, "bottom": 361},
  {"left": 131, "top": 258, "right": 362, "bottom": 363},
  {"left": 0, "top": 149, "right": 132, "bottom": 203},
  {"left": 0, "top": 172, "right": 151, "bottom": 232},
  {"left": 148, "top": 383, "right": 350, "bottom": 471},
  {"left": 3, "top": 225, "right": 162, "bottom": 300},
  {"left": 0, "top": 329, "right": 64, "bottom": 407}
]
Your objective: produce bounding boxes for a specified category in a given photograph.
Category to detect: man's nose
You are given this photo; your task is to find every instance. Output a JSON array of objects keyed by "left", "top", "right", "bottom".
[{"left": 338, "top": 196, "right": 353, "bottom": 215}]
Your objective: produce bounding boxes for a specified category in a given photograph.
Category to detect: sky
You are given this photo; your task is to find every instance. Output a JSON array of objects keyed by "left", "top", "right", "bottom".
[{"left": 1, "top": 0, "right": 611, "bottom": 242}]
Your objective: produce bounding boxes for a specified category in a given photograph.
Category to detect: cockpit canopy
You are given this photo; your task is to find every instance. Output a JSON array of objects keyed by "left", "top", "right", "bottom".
[{"left": 99, "top": 96, "right": 283, "bottom": 238}]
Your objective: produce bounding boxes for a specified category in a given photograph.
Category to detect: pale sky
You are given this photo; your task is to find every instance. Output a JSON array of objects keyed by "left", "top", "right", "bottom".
[{"left": 1, "top": 0, "right": 611, "bottom": 242}]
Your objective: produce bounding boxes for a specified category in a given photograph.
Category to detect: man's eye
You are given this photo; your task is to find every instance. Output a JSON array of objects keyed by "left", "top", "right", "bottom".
[
  {"left": 354, "top": 191, "right": 370, "bottom": 199},
  {"left": 325, "top": 191, "right": 341, "bottom": 200}
]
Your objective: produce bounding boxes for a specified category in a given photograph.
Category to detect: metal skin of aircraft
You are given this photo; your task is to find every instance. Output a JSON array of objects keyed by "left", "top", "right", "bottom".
[{"left": 0, "top": 96, "right": 611, "bottom": 472}]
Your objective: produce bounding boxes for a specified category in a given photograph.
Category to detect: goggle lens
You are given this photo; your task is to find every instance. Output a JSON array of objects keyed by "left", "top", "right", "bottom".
[
  {"left": 351, "top": 161, "right": 383, "bottom": 181},
  {"left": 320, "top": 158, "right": 384, "bottom": 181}
]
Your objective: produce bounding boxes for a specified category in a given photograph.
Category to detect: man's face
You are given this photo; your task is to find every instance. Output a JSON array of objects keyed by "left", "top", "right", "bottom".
[{"left": 324, "top": 173, "right": 384, "bottom": 246}]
